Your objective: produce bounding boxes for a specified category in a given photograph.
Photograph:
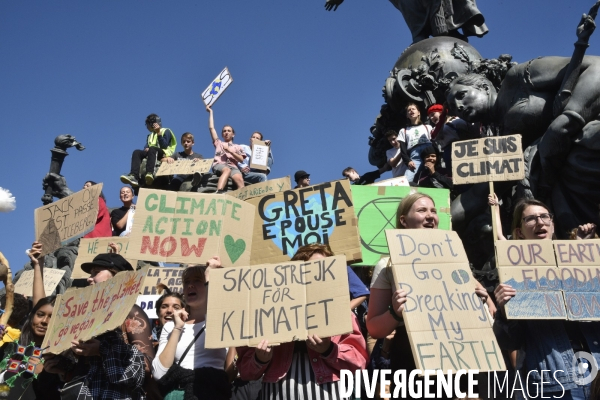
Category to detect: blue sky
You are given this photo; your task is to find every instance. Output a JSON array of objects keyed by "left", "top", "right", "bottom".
[{"left": 1, "top": 0, "right": 599, "bottom": 274}]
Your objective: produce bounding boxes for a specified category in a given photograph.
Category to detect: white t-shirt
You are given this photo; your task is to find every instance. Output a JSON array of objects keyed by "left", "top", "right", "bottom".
[
  {"left": 152, "top": 321, "right": 227, "bottom": 380},
  {"left": 370, "top": 257, "right": 393, "bottom": 290},
  {"left": 399, "top": 125, "right": 431, "bottom": 151},
  {"left": 386, "top": 147, "right": 406, "bottom": 178}
]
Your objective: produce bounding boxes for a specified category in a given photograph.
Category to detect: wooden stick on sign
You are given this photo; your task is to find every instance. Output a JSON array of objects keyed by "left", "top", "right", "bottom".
[
  {"left": 489, "top": 181, "right": 498, "bottom": 242},
  {"left": 0, "top": 251, "right": 14, "bottom": 326}
]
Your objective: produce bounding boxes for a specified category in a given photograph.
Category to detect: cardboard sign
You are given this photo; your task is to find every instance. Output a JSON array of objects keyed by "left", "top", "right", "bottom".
[
  {"left": 249, "top": 139, "right": 269, "bottom": 171},
  {"left": 370, "top": 176, "right": 410, "bottom": 187},
  {"left": 136, "top": 295, "right": 159, "bottom": 319},
  {"left": 247, "top": 179, "right": 361, "bottom": 265},
  {"left": 34, "top": 184, "right": 103, "bottom": 256},
  {"left": 141, "top": 266, "right": 183, "bottom": 295},
  {"left": 205, "top": 255, "right": 352, "bottom": 348},
  {"left": 351, "top": 186, "right": 451, "bottom": 266},
  {"left": 201, "top": 67, "right": 233, "bottom": 107},
  {"left": 451, "top": 135, "right": 525, "bottom": 185},
  {"left": 42, "top": 267, "right": 148, "bottom": 354},
  {"left": 128, "top": 189, "right": 255, "bottom": 267},
  {"left": 72, "top": 238, "right": 134, "bottom": 279},
  {"left": 387, "top": 230, "right": 505, "bottom": 373},
  {"left": 497, "top": 240, "right": 600, "bottom": 320},
  {"left": 156, "top": 158, "right": 212, "bottom": 177},
  {"left": 227, "top": 176, "right": 291, "bottom": 201},
  {"left": 14, "top": 269, "right": 66, "bottom": 297}
]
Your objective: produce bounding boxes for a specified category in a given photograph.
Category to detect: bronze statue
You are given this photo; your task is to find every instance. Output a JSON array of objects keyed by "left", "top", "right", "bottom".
[
  {"left": 41, "top": 134, "right": 85, "bottom": 204},
  {"left": 325, "top": 0, "right": 488, "bottom": 43},
  {"left": 446, "top": 1, "right": 600, "bottom": 237}
]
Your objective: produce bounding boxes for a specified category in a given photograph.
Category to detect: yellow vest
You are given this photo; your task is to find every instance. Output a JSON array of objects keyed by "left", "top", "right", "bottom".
[{"left": 148, "top": 128, "right": 177, "bottom": 157}]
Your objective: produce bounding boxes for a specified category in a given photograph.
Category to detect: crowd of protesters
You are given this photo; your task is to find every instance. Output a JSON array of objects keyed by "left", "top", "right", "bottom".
[{"left": 0, "top": 99, "right": 599, "bottom": 400}]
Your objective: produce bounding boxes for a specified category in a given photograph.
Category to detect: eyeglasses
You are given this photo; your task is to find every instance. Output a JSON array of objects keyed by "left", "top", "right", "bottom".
[{"left": 522, "top": 213, "right": 553, "bottom": 226}]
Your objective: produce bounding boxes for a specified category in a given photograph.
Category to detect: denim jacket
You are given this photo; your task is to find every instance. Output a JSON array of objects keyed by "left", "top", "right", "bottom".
[
  {"left": 494, "top": 317, "right": 600, "bottom": 392},
  {"left": 236, "top": 313, "right": 367, "bottom": 384}
]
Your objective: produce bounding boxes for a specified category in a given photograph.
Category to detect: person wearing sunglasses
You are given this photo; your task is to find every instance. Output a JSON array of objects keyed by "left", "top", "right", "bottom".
[{"left": 490, "top": 196, "right": 600, "bottom": 399}]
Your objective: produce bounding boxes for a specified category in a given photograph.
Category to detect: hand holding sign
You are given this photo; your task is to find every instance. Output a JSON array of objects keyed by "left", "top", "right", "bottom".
[
  {"left": 306, "top": 334, "right": 331, "bottom": 354},
  {"left": 391, "top": 289, "right": 408, "bottom": 315}
]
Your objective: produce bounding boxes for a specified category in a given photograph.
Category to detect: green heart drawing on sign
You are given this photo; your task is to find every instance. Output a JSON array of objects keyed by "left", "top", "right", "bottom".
[{"left": 224, "top": 235, "right": 246, "bottom": 263}]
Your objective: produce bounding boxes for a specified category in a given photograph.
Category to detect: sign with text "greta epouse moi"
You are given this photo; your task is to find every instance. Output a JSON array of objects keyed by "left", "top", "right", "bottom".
[
  {"left": 386, "top": 229, "right": 505, "bottom": 373},
  {"left": 246, "top": 179, "right": 361, "bottom": 265},
  {"left": 128, "top": 189, "right": 255, "bottom": 268},
  {"left": 451, "top": 135, "right": 525, "bottom": 185},
  {"left": 205, "top": 255, "right": 352, "bottom": 348}
]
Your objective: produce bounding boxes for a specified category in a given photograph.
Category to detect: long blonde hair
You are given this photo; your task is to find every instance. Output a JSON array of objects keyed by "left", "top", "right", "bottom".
[{"left": 396, "top": 193, "right": 435, "bottom": 229}]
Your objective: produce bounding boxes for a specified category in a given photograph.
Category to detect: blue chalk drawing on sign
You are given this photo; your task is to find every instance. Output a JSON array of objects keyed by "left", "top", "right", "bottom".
[
  {"left": 263, "top": 193, "right": 335, "bottom": 257},
  {"left": 504, "top": 277, "right": 567, "bottom": 319},
  {"left": 562, "top": 272, "right": 600, "bottom": 320},
  {"left": 210, "top": 79, "right": 222, "bottom": 95}
]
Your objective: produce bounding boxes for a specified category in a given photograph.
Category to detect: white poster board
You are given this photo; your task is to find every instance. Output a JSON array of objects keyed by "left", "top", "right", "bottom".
[
  {"left": 14, "top": 269, "right": 66, "bottom": 297},
  {"left": 249, "top": 139, "right": 269, "bottom": 171},
  {"left": 201, "top": 67, "right": 233, "bottom": 107}
]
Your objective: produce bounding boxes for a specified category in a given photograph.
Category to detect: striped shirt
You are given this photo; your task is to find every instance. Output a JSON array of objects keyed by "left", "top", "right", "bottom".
[{"left": 262, "top": 343, "right": 347, "bottom": 400}]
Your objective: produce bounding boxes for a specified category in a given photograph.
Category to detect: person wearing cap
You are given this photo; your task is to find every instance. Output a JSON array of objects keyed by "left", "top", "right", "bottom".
[
  {"left": 294, "top": 170, "right": 310, "bottom": 188},
  {"left": 45, "top": 253, "right": 156, "bottom": 400},
  {"left": 427, "top": 103, "right": 444, "bottom": 128}
]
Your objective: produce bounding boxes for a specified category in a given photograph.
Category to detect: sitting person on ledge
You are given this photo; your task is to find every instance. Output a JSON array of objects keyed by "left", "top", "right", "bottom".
[{"left": 121, "top": 113, "right": 176, "bottom": 188}]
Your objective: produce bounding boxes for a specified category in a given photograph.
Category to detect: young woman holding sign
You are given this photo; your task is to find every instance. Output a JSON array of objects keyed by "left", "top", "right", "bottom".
[
  {"left": 152, "top": 259, "right": 233, "bottom": 399},
  {"left": 235, "top": 244, "right": 368, "bottom": 400},
  {"left": 0, "top": 242, "right": 61, "bottom": 400},
  {"left": 491, "top": 197, "right": 600, "bottom": 398},
  {"left": 366, "top": 193, "right": 493, "bottom": 398}
]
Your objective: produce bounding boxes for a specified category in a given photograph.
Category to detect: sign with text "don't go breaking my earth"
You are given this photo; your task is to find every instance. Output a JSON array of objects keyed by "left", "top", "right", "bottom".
[
  {"left": 387, "top": 229, "right": 505, "bottom": 373},
  {"left": 128, "top": 189, "right": 255, "bottom": 268}
]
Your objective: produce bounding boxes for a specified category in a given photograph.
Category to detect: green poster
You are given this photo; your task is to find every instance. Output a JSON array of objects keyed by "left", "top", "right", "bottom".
[{"left": 351, "top": 186, "right": 451, "bottom": 266}]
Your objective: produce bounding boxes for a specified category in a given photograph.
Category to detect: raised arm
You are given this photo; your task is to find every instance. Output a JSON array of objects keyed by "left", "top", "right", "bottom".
[
  {"left": 488, "top": 193, "right": 507, "bottom": 240},
  {"left": 154, "top": 311, "right": 187, "bottom": 376},
  {"left": 206, "top": 105, "right": 219, "bottom": 143},
  {"left": 29, "top": 242, "right": 46, "bottom": 306}
]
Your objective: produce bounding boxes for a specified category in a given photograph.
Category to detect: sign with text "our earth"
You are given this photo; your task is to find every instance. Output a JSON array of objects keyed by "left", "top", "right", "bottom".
[
  {"left": 497, "top": 240, "right": 600, "bottom": 320},
  {"left": 128, "top": 189, "right": 255, "bottom": 268},
  {"left": 246, "top": 179, "right": 361, "bottom": 265}
]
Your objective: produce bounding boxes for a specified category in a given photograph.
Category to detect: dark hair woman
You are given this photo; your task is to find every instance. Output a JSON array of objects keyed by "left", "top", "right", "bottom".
[
  {"left": 152, "top": 284, "right": 186, "bottom": 346},
  {"left": 0, "top": 242, "right": 61, "bottom": 400},
  {"left": 491, "top": 196, "right": 600, "bottom": 397}
]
